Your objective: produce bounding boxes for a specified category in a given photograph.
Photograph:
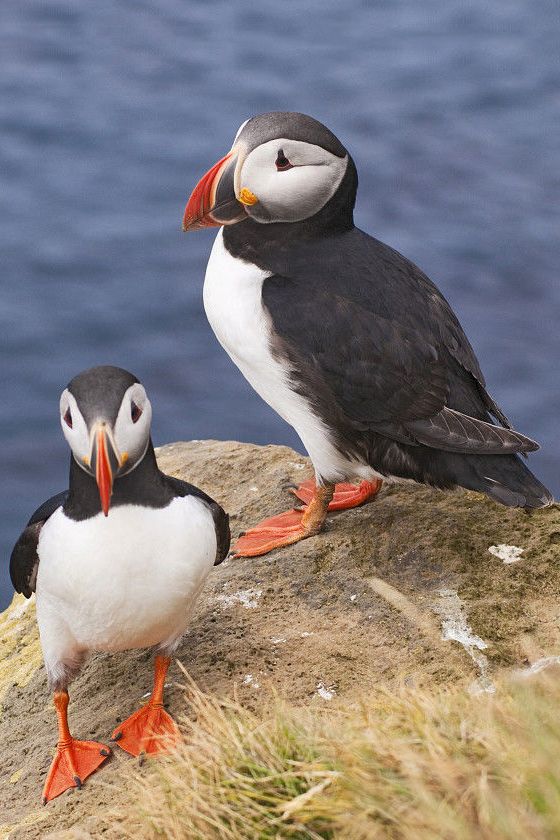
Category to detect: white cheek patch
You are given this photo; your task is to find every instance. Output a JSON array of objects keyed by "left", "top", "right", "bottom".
[
  {"left": 257, "top": 166, "right": 339, "bottom": 222},
  {"left": 59, "top": 390, "right": 91, "bottom": 471},
  {"left": 240, "top": 138, "right": 348, "bottom": 224},
  {"left": 113, "top": 384, "right": 152, "bottom": 471}
]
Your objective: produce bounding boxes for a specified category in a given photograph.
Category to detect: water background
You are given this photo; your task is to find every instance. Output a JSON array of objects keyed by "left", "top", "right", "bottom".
[{"left": 1, "top": 0, "right": 558, "bottom": 609}]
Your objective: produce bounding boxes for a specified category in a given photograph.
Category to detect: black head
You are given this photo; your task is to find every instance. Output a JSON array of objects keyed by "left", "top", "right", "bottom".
[
  {"left": 61, "top": 365, "right": 152, "bottom": 515},
  {"left": 237, "top": 112, "right": 347, "bottom": 158},
  {"left": 183, "top": 111, "right": 357, "bottom": 236},
  {"left": 67, "top": 365, "right": 140, "bottom": 426}
]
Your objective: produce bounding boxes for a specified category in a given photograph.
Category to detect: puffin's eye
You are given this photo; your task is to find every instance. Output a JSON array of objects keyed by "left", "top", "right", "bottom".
[
  {"left": 275, "top": 149, "right": 293, "bottom": 171},
  {"left": 64, "top": 408, "right": 72, "bottom": 428},
  {"left": 131, "top": 401, "right": 142, "bottom": 423}
]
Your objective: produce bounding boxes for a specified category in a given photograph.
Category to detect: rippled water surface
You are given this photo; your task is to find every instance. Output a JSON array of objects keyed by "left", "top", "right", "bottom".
[{"left": 1, "top": 0, "right": 559, "bottom": 608}]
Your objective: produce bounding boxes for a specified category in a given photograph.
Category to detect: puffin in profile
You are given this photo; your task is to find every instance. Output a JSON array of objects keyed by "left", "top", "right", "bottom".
[
  {"left": 10, "top": 365, "right": 230, "bottom": 803},
  {"left": 182, "top": 111, "right": 552, "bottom": 557}
]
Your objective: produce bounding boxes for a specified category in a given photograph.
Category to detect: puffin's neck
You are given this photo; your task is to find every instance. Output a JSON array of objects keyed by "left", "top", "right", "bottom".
[
  {"left": 223, "top": 154, "right": 358, "bottom": 272},
  {"left": 64, "top": 440, "right": 173, "bottom": 521}
]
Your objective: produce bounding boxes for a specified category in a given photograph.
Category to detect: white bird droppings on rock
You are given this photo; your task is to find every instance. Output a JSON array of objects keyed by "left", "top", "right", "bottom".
[
  {"left": 433, "top": 589, "right": 495, "bottom": 694},
  {"left": 517, "top": 656, "right": 560, "bottom": 678},
  {"left": 316, "top": 682, "right": 336, "bottom": 700},
  {"left": 301, "top": 631, "right": 314, "bottom": 637},
  {"left": 216, "top": 588, "right": 262, "bottom": 609},
  {"left": 435, "top": 589, "right": 487, "bottom": 650},
  {"left": 270, "top": 637, "right": 286, "bottom": 645},
  {"left": 242, "top": 674, "right": 260, "bottom": 688},
  {"left": 488, "top": 544, "right": 524, "bottom": 564}
]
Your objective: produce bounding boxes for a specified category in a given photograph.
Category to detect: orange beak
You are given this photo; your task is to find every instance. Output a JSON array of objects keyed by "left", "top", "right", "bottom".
[
  {"left": 94, "top": 428, "right": 114, "bottom": 517},
  {"left": 182, "top": 150, "right": 247, "bottom": 231}
]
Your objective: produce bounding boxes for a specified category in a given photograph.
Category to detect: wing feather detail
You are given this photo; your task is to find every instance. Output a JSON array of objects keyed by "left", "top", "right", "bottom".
[
  {"left": 10, "top": 490, "right": 68, "bottom": 598},
  {"left": 407, "top": 407, "right": 539, "bottom": 454}
]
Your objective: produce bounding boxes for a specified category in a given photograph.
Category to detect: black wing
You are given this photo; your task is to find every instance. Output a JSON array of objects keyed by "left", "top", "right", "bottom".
[
  {"left": 261, "top": 228, "right": 537, "bottom": 455},
  {"left": 10, "top": 491, "right": 68, "bottom": 598},
  {"left": 164, "top": 475, "right": 230, "bottom": 566}
]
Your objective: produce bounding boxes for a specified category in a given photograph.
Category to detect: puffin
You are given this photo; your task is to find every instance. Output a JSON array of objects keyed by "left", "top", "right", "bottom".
[
  {"left": 10, "top": 365, "right": 230, "bottom": 803},
  {"left": 182, "top": 111, "right": 552, "bottom": 557}
]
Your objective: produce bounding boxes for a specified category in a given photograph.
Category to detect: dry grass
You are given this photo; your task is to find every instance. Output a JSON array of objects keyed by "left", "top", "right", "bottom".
[{"left": 105, "top": 665, "right": 560, "bottom": 840}]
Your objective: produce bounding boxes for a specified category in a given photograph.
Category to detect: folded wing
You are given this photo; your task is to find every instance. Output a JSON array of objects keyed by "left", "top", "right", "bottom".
[
  {"left": 10, "top": 491, "right": 68, "bottom": 598},
  {"left": 262, "top": 230, "right": 538, "bottom": 457}
]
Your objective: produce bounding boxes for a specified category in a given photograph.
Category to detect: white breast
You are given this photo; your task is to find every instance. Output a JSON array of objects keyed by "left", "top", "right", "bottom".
[
  {"left": 35, "top": 497, "right": 216, "bottom": 674},
  {"left": 204, "top": 229, "right": 366, "bottom": 482}
]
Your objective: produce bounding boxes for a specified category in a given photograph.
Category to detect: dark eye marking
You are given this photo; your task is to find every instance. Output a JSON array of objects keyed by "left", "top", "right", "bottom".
[
  {"left": 275, "top": 149, "right": 293, "bottom": 171},
  {"left": 131, "top": 401, "right": 142, "bottom": 423},
  {"left": 64, "top": 408, "right": 72, "bottom": 428}
]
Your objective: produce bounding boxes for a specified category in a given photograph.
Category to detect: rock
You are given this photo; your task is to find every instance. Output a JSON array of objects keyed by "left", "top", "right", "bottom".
[{"left": 0, "top": 440, "right": 558, "bottom": 838}]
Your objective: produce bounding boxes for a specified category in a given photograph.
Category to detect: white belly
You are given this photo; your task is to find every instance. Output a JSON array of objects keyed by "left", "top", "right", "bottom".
[
  {"left": 204, "top": 229, "right": 372, "bottom": 482},
  {"left": 36, "top": 496, "right": 216, "bottom": 668}
]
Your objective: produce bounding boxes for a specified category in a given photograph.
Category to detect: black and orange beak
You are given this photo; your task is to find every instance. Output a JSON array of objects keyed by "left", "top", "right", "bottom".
[
  {"left": 91, "top": 425, "right": 119, "bottom": 516},
  {"left": 182, "top": 149, "right": 247, "bottom": 231}
]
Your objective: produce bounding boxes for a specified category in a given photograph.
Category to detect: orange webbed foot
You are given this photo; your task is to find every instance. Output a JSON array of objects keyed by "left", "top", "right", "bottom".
[
  {"left": 233, "top": 479, "right": 382, "bottom": 558},
  {"left": 42, "top": 738, "right": 111, "bottom": 804},
  {"left": 290, "top": 478, "right": 382, "bottom": 511},
  {"left": 111, "top": 704, "right": 179, "bottom": 757},
  {"left": 232, "top": 509, "right": 312, "bottom": 557},
  {"left": 233, "top": 483, "right": 335, "bottom": 558}
]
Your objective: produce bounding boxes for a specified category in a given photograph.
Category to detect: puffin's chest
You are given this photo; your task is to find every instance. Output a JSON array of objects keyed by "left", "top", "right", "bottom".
[
  {"left": 203, "top": 229, "right": 298, "bottom": 421},
  {"left": 202, "top": 230, "right": 355, "bottom": 482},
  {"left": 203, "top": 229, "right": 272, "bottom": 369},
  {"left": 36, "top": 497, "right": 216, "bottom": 650}
]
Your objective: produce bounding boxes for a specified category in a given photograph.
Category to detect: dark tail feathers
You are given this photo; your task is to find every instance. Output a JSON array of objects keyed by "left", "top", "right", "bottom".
[{"left": 460, "top": 453, "right": 553, "bottom": 509}]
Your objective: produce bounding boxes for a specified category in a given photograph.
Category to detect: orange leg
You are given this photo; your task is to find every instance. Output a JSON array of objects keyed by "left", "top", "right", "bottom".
[
  {"left": 42, "top": 690, "right": 111, "bottom": 804},
  {"left": 290, "top": 478, "right": 382, "bottom": 510},
  {"left": 232, "top": 483, "right": 334, "bottom": 558},
  {"left": 110, "top": 655, "right": 179, "bottom": 757}
]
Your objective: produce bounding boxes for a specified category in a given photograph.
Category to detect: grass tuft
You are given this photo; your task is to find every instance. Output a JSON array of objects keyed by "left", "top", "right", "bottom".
[{"left": 106, "top": 665, "right": 560, "bottom": 840}]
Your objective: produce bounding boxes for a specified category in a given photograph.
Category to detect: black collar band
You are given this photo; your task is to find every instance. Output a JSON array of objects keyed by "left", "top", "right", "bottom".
[{"left": 64, "top": 440, "right": 175, "bottom": 520}]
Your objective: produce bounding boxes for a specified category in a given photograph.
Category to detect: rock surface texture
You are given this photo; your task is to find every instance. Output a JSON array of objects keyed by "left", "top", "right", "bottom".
[{"left": 0, "top": 440, "right": 558, "bottom": 838}]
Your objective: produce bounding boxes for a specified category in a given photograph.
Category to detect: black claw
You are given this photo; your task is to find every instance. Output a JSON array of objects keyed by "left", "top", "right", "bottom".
[
  {"left": 237, "top": 531, "right": 246, "bottom": 538},
  {"left": 138, "top": 751, "right": 146, "bottom": 767},
  {"left": 111, "top": 731, "right": 123, "bottom": 742},
  {"left": 100, "top": 747, "right": 111, "bottom": 756},
  {"left": 74, "top": 775, "right": 82, "bottom": 789},
  {"left": 42, "top": 796, "right": 47, "bottom": 806}
]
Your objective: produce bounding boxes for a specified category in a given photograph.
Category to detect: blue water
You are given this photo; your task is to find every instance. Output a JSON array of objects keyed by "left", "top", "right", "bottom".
[{"left": 1, "top": 0, "right": 559, "bottom": 610}]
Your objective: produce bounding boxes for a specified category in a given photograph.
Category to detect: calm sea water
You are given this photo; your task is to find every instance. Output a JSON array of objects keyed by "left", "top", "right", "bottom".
[{"left": 1, "top": 0, "right": 558, "bottom": 609}]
